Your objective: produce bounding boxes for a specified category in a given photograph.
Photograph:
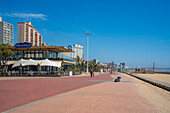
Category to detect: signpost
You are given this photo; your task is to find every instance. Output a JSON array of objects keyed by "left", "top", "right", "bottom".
[
  {"left": 15, "top": 42, "right": 32, "bottom": 48},
  {"left": 68, "top": 45, "right": 72, "bottom": 51}
]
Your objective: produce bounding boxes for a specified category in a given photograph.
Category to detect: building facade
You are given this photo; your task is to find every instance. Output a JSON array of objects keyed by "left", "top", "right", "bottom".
[
  {"left": 8, "top": 46, "right": 74, "bottom": 62},
  {"left": 0, "top": 17, "right": 13, "bottom": 45},
  {"left": 58, "top": 44, "right": 83, "bottom": 60},
  {"left": 17, "top": 22, "right": 42, "bottom": 46},
  {"left": 72, "top": 44, "right": 83, "bottom": 58},
  {"left": 93, "top": 59, "right": 99, "bottom": 64},
  {"left": 6, "top": 46, "right": 75, "bottom": 73}
]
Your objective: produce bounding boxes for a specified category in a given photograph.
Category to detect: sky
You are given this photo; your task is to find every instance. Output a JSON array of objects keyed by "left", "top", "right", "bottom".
[{"left": 0, "top": 0, "right": 170, "bottom": 68}]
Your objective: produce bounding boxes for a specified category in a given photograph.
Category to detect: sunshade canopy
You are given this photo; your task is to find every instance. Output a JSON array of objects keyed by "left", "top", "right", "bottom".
[
  {"left": 12, "top": 59, "right": 40, "bottom": 68},
  {"left": 39, "top": 59, "right": 62, "bottom": 68},
  {"left": 12, "top": 59, "right": 62, "bottom": 68}
]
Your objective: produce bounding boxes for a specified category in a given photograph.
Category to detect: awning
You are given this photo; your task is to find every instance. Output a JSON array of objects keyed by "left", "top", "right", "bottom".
[
  {"left": 12, "top": 59, "right": 27, "bottom": 68},
  {"left": 62, "top": 61, "right": 76, "bottom": 64},
  {"left": 6, "top": 61, "right": 17, "bottom": 65},
  {"left": 12, "top": 59, "right": 62, "bottom": 68},
  {"left": 27, "top": 59, "right": 40, "bottom": 66},
  {"left": 12, "top": 59, "right": 40, "bottom": 68},
  {"left": 39, "top": 59, "right": 62, "bottom": 68}
]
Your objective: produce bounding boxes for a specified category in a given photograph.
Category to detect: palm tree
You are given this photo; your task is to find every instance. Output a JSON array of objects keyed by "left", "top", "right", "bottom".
[
  {"left": 89, "top": 61, "right": 95, "bottom": 70},
  {"left": 95, "top": 62, "right": 100, "bottom": 72},
  {"left": 108, "top": 63, "right": 111, "bottom": 69},
  {"left": 71, "top": 64, "right": 76, "bottom": 70},
  {"left": 75, "top": 55, "right": 81, "bottom": 69},
  {"left": 80, "top": 60, "right": 85, "bottom": 72}
]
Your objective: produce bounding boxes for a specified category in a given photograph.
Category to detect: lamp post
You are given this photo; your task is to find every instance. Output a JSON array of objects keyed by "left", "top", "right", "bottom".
[
  {"left": 105, "top": 52, "right": 107, "bottom": 72},
  {"left": 85, "top": 31, "right": 90, "bottom": 74},
  {"left": 153, "top": 62, "right": 155, "bottom": 73}
]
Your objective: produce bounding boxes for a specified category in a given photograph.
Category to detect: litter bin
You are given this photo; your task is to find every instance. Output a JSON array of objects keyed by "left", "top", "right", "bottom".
[
  {"left": 114, "top": 77, "right": 121, "bottom": 82},
  {"left": 117, "top": 77, "right": 121, "bottom": 82},
  {"left": 69, "top": 71, "right": 73, "bottom": 76}
]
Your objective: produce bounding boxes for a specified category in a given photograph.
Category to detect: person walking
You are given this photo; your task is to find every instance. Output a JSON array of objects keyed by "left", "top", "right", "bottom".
[
  {"left": 93, "top": 71, "right": 95, "bottom": 77},
  {"left": 90, "top": 70, "right": 93, "bottom": 77}
]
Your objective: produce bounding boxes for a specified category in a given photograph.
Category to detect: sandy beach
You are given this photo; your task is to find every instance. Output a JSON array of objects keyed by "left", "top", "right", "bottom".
[
  {"left": 137, "top": 73, "right": 170, "bottom": 84},
  {"left": 124, "top": 73, "right": 170, "bottom": 113},
  {"left": 136, "top": 79, "right": 170, "bottom": 113}
]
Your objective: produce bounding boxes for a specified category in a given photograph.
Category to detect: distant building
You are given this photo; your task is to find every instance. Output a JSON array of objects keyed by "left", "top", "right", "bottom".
[
  {"left": 17, "top": 22, "right": 42, "bottom": 46},
  {"left": 72, "top": 44, "right": 83, "bottom": 58},
  {"left": 111, "top": 61, "right": 116, "bottom": 67},
  {"left": 120, "top": 63, "right": 126, "bottom": 69},
  {"left": 59, "top": 44, "right": 83, "bottom": 60},
  {"left": 0, "top": 17, "right": 13, "bottom": 45},
  {"left": 93, "top": 59, "right": 99, "bottom": 64},
  {"left": 118, "top": 63, "right": 126, "bottom": 69}
]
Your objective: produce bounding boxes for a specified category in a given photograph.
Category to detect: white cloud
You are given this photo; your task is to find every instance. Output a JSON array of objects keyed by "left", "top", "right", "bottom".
[{"left": 0, "top": 13, "right": 47, "bottom": 20}]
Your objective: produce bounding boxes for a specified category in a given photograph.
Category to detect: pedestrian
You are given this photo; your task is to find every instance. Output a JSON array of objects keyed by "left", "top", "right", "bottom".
[
  {"left": 93, "top": 71, "right": 95, "bottom": 77},
  {"left": 90, "top": 70, "right": 93, "bottom": 77}
]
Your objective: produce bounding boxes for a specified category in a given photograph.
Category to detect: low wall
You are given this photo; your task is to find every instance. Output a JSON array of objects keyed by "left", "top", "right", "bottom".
[{"left": 123, "top": 72, "right": 170, "bottom": 92}]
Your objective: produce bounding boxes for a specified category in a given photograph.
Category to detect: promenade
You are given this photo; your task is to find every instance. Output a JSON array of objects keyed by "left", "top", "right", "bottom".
[{"left": 0, "top": 72, "right": 162, "bottom": 113}]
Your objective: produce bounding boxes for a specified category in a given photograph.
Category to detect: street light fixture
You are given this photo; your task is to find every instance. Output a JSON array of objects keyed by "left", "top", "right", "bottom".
[{"left": 85, "top": 31, "right": 90, "bottom": 74}]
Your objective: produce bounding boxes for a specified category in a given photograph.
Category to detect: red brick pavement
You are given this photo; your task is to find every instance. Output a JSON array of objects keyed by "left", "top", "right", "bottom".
[
  {"left": 0, "top": 73, "right": 113, "bottom": 81},
  {"left": 1, "top": 73, "right": 154, "bottom": 113},
  {"left": 0, "top": 78, "right": 103, "bottom": 112},
  {"left": 10, "top": 72, "right": 157, "bottom": 113},
  {"left": 60, "top": 73, "right": 113, "bottom": 81}
]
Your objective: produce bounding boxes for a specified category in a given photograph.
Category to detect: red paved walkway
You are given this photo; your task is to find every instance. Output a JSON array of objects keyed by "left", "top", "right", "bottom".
[
  {"left": 0, "top": 74, "right": 109, "bottom": 112},
  {"left": 0, "top": 73, "right": 158, "bottom": 113},
  {"left": 59, "top": 73, "right": 113, "bottom": 81},
  {"left": 9, "top": 72, "right": 157, "bottom": 113}
]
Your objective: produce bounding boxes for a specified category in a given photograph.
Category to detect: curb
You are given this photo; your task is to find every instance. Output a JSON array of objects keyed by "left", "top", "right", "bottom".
[{"left": 124, "top": 72, "right": 170, "bottom": 92}]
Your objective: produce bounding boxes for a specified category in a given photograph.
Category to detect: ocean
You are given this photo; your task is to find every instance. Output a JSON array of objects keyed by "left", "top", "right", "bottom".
[
  {"left": 153, "top": 68, "right": 170, "bottom": 72},
  {"left": 125, "top": 68, "right": 170, "bottom": 73}
]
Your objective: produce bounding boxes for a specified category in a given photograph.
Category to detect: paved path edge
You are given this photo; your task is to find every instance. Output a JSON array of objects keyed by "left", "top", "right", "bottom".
[{"left": 124, "top": 72, "right": 170, "bottom": 92}]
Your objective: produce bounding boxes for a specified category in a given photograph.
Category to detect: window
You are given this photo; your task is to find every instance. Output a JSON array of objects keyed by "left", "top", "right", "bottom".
[{"left": 10, "top": 51, "right": 22, "bottom": 60}]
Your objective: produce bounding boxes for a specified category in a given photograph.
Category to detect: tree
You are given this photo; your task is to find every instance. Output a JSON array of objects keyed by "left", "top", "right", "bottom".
[
  {"left": 89, "top": 61, "right": 95, "bottom": 70},
  {"left": 0, "top": 63, "right": 2, "bottom": 73},
  {"left": 75, "top": 55, "right": 81, "bottom": 69},
  {"left": 108, "top": 63, "right": 111, "bottom": 69},
  {"left": 80, "top": 60, "right": 86, "bottom": 72},
  {"left": 94, "top": 62, "right": 100, "bottom": 71},
  {"left": 71, "top": 64, "right": 76, "bottom": 70},
  {"left": 0, "top": 44, "right": 15, "bottom": 74}
]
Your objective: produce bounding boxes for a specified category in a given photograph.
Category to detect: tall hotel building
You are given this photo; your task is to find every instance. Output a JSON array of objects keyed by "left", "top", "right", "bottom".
[
  {"left": 0, "top": 17, "right": 13, "bottom": 45},
  {"left": 59, "top": 44, "right": 83, "bottom": 60},
  {"left": 17, "top": 22, "right": 42, "bottom": 46},
  {"left": 72, "top": 44, "right": 83, "bottom": 58}
]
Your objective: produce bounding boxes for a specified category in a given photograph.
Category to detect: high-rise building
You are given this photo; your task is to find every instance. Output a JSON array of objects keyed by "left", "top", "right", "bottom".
[
  {"left": 17, "top": 22, "right": 42, "bottom": 46},
  {"left": 93, "top": 59, "right": 99, "bottom": 64},
  {"left": 72, "top": 44, "right": 83, "bottom": 58},
  {"left": 0, "top": 17, "right": 13, "bottom": 45},
  {"left": 58, "top": 44, "right": 84, "bottom": 61}
]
